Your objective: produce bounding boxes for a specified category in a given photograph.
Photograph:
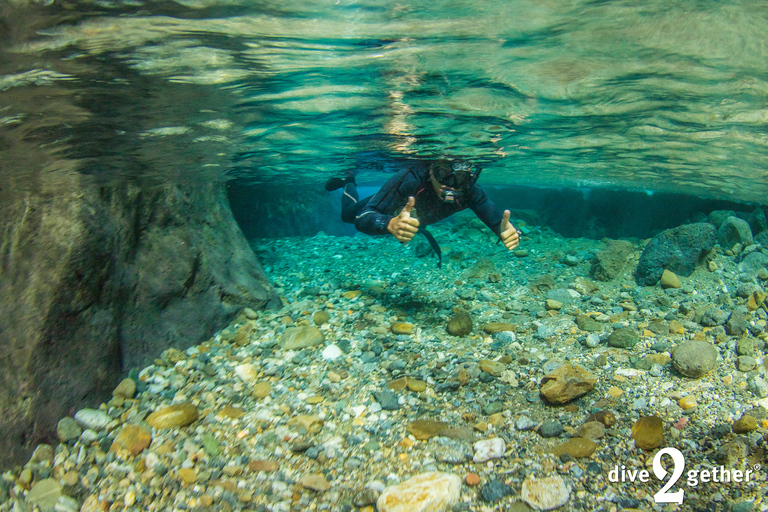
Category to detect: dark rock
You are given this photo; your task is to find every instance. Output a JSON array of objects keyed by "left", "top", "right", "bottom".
[
  {"left": 748, "top": 208, "right": 767, "bottom": 235},
  {"left": 607, "top": 327, "right": 639, "bottom": 349},
  {"left": 635, "top": 223, "right": 716, "bottom": 286},
  {"left": 708, "top": 210, "right": 736, "bottom": 229},
  {"left": 717, "top": 216, "right": 753, "bottom": 249},
  {"left": 479, "top": 479, "right": 514, "bottom": 503},
  {"left": 590, "top": 240, "right": 634, "bottom": 282},
  {"left": 538, "top": 421, "right": 564, "bottom": 438},
  {"left": 373, "top": 391, "right": 400, "bottom": 411},
  {"left": 0, "top": 181, "right": 279, "bottom": 469},
  {"left": 727, "top": 310, "right": 749, "bottom": 337},
  {"left": 701, "top": 308, "right": 729, "bottom": 327},
  {"left": 576, "top": 315, "right": 603, "bottom": 332},
  {"left": 447, "top": 310, "right": 472, "bottom": 336},
  {"left": 755, "top": 230, "right": 768, "bottom": 248},
  {"left": 739, "top": 252, "right": 768, "bottom": 274}
]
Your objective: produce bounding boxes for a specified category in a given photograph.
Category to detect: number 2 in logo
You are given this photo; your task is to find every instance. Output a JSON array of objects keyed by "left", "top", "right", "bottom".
[{"left": 653, "top": 447, "right": 685, "bottom": 504}]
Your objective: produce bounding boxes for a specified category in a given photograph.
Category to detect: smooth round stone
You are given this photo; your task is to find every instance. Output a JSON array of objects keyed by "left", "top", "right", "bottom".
[
  {"left": 280, "top": 326, "right": 325, "bottom": 349},
  {"left": 607, "top": 327, "right": 639, "bottom": 349},
  {"left": 632, "top": 416, "right": 664, "bottom": 450},
  {"left": 112, "top": 424, "right": 152, "bottom": 456},
  {"left": 732, "top": 415, "right": 757, "bottom": 434},
  {"left": 57, "top": 417, "right": 82, "bottom": 443},
  {"left": 552, "top": 438, "right": 597, "bottom": 458},
  {"left": 146, "top": 403, "right": 199, "bottom": 430},
  {"left": 74, "top": 409, "right": 116, "bottom": 431},
  {"left": 538, "top": 421, "right": 564, "bottom": 438},
  {"left": 252, "top": 381, "right": 272, "bottom": 399},
  {"left": 447, "top": 310, "right": 473, "bottom": 337},
  {"left": 313, "top": 310, "right": 330, "bottom": 325},
  {"left": 577, "top": 421, "right": 605, "bottom": 440},
  {"left": 390, "top": 322, "right": 414, "bottom": 335},
  {"left": 737, "top": 356, "right": 757, "bottom": 372},
  {"left": 672, "top": 340, "right": 718, "bottom": 378},
  {"left": 113, "top": 378, "right": 137, "bottom": 399},
  {"left": 322, "top": 344, "right": 343, "bottom": 361}
]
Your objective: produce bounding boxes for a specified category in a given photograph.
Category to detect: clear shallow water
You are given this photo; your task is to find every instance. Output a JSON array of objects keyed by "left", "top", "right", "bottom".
[{"left": 2, "top": 0, "right": 768, "bottom": 203}]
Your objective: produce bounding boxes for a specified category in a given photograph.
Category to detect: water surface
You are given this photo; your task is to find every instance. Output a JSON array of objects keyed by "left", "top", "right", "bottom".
[{"left": 2, "top": 0, "right": 768, "bottom": 203}]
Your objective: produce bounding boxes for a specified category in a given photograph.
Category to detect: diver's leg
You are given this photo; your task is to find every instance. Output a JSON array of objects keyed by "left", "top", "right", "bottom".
[{"left": 341, "top": 186, "right": 375, "bottom": 224}]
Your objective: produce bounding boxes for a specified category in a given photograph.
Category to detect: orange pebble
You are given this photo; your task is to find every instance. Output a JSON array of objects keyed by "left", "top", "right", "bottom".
[{"left": 465, "top": 473, "right": 481, "bottom": 486}]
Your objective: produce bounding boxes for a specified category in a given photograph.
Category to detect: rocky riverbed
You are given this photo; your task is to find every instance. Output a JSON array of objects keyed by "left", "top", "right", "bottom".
[{"left": 2, "top": 209, "right": 767, "bottom": 512}]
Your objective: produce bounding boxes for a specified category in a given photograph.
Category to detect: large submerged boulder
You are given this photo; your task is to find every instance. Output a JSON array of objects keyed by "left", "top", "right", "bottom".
[
  {"left": 0, "top": 177, "right": 279, "bottom": 469},
  {"left": 635, "top": 223, "right": 716, "bottom": 286}
]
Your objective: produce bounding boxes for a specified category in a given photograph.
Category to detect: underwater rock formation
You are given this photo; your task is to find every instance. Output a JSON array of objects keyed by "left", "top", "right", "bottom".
[
  {"left": 635, "top": 223, "right": 717, "bottom": 286},
  {"left": 0, "top": 177, "right": 279, "bottom": 469}
]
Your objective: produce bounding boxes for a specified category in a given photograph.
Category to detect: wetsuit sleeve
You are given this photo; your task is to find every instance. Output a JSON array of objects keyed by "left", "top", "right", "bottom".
[
  {"left": 467, "top": 185, "right": 505, "bottom": 238},
  {"left": 354, "top": 169, "right": 417, "bottom": 235}
]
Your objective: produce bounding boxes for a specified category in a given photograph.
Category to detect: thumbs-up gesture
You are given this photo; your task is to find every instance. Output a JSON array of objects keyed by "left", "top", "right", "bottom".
[
  {"left": 499, "top": 210, "right": 520, "bottom": 250},
  {"left": 387, "top": 196, "right": 420, "bottom": 243}
]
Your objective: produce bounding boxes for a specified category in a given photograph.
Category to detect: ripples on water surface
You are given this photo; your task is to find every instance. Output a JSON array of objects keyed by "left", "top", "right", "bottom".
[{"left": 1, "top": 0, "right": 768, "bottom": 203}]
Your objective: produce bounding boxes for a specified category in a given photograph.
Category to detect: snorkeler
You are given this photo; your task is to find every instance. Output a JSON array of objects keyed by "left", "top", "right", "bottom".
[{"left": 325, "top": 159, "right": 519, "bottom": 264}]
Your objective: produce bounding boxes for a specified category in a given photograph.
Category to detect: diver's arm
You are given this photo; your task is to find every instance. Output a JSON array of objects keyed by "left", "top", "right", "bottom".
[
  {"left": 468, "top": 186, "right": 519, "bottom": 250},
  {"left": 467, "top": 185, "right": 505, "bottom": 236},
  {"left": 354, "top": 169, "right": 417, "bottom": 236}
]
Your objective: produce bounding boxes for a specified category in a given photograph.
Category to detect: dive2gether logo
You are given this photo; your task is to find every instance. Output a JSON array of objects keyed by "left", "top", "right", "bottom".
[{"left": 609, "top": 447, "right": 760, "bottom": 504}]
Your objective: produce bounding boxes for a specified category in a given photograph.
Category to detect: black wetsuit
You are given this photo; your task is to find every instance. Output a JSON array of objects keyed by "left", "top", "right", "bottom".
[{"left": 341, "top": 165, "right": 505, "bottom": 239}]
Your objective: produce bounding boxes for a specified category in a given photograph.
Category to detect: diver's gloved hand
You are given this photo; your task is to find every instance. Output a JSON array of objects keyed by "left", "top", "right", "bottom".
[
  {"left": 388, "top": 196, "right": 420, "bottom": 243},
  {"left": 500, "top": 210, "right": 520, "bottom": 250}
]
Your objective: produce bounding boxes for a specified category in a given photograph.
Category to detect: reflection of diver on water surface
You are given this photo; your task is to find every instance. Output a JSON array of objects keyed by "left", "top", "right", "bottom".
[{"left": 326, "top": 159, "right": 520, "bottom": 266}]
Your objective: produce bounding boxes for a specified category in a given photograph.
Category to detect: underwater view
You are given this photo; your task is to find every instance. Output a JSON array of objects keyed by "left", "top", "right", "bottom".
[{"left": 1, "top": 0, "right": 768, "bottom": 511}]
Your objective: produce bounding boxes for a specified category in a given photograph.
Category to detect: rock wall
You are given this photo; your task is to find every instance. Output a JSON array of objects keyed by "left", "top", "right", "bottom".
[{"left": 0, "top": 175, "right": 280, "bottom": 469}]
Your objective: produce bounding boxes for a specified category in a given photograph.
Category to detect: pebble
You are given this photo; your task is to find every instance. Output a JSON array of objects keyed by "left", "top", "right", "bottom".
[
  {"left": 280, "top": 325, "right": 325, "bottom": 349},
  {"left": 111, "top": 424, "right": 152, "bottom": 456},
  {"left": 521, "top": 475, "right": 571, "bottom": 510},
  {"left": 390, "top": 322, "right": 414, "bottom": 335},
  {"left": 479, "top": 479, "right": 514, "bottom": 503},
  {"left": 607, "top": 327, "right": 639, "bottom": 349},
  {"left": 446, "top": 310, "right": 473, "bottom": 336},
  {"left": 552, "top": 437, "right": 597, "bottom": 458},
  {"left": 56, "top": 417, "right": 82, "bottom": 442},
  {"left": 540, "top": 364, "right": 598, "bottom": 404},
  {"left": 74, "top": 409, "right": 116, "bottom": 431},
  {"left": 632, "top": 416, "right": 664, "bottom": 450},
  {"left": 377, "top": 472, "right": 461, "bottom": 512},
  {"left": 732, "top": 415, "right": 757, "bottom": 434},
  {"left": 322, "top": 344, "right": 343, "bottom": 360},
  {"left": 252, "top": 381, "right": 272, "bottom": 399},
  {"left": 113, "top": 378, "right": 137, "bottom": 399},
  {"left": 672, "top": 340, "right": 718, "bottom": 378},
  {"left": 538, "top": 421, "right": 563, "bottom": 438},
  {"left": 515, "top": 416, "right": 538, "bottom": 431},
  {"left": 407, "top": 420, "right": 451, "bottom": 440},
  {"left": 26, "top": 478, "right": 62, "bottom": 512},
  {"left": 146, "top": 402, "right": 199, "bottom": 429},
  {"left": 473, "top": 437, "right": 506, "bottom": 463}
]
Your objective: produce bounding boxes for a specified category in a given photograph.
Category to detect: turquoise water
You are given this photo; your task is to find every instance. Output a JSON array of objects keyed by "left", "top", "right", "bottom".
[{"left": 2, "top": 0, "right": 768, "bottom": 203}]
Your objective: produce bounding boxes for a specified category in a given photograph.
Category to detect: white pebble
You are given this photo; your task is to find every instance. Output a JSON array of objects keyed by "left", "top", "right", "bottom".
[
  {"left": 322, "top": 344, "right": 343, "bottom": 361},
  {"left": 234, "top": 363, "right": 259, "bottom": 383},
  {"left": 522, "top": 475, "right": 571, "bottom": 510},
  {"left": 473, "top": 437, "right": 506, "bottom": 463},
  {"left": 74, "top": 409, "right": 115, "bottom": 431}
]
